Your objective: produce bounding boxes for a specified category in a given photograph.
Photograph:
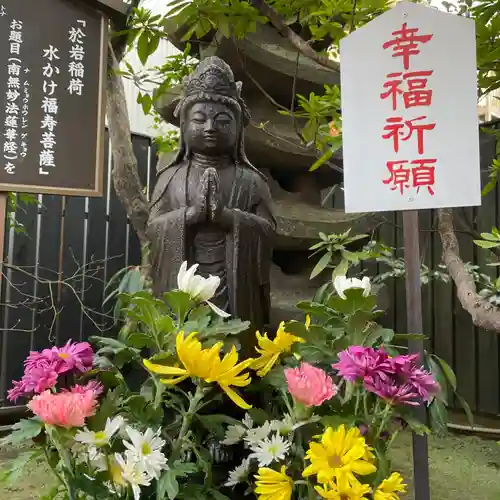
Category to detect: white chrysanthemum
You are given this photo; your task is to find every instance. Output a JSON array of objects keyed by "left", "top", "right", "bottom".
[
  {"left": 123, "top": 426, "right": 168, "bottom": 479},
  {"left": 75, "top": 416, "right": 125, "bottom": 448},
  {"left": 177, "top": 261, "right": 230, "bottom": 317},
  {"left": 71, "top": 442, "right": 88, "bottom": 465},
  {"left": 225, "top": 457, "right": 251, "bottom": 487},
  {"left": 270, "top": 415, "right": 296, "bottom": 435},
  {"left": 270, "top": 414, "right": 313, "bottom": 435},
  {"left": 114, "top": 453, "right": 151, "bottom": 500},
  {"left": 242, "top": 413, "right": 253, "bottom": 429},
  {"left": 249, "top": 433, "right": 290, "bottom": 466},
  {"left": 87, "top": 445, "right": 108, "bottom": 471},
  {"left": 244, "top": 422, "right": 273, "bottom": 446},
  {"left": 333, "top": 275, "right": 371, "bottom": 299},
  {"left": 222, "top": 424, "right": 247, "bottom": 445}
]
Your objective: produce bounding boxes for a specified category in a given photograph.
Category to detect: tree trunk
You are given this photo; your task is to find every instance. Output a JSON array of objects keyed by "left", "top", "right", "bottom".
[
  {"left": 438, "top": 208, "right": 500, "bottom": 333},
  {"left": 106, "top": 44, "right": 150, "bottom": 266}
]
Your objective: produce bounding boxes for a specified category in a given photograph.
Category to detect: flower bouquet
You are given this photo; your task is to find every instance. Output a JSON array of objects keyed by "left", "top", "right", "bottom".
[{"left": 0, "top": 262, "right": 451, "bottom": 500}]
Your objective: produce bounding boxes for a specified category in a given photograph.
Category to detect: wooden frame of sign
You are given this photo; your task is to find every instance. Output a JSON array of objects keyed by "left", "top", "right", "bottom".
[{"left": 0, "top": 0, "right": 109, "bottom": 197}]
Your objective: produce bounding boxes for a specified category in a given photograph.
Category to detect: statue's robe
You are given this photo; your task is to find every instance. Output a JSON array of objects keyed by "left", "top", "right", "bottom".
[{"left": 147, "top": 160, "right": 276, "bottom": 330}]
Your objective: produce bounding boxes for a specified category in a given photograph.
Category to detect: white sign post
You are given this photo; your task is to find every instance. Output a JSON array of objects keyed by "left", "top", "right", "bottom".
[
  {"left": 341, "top": 1, "right": 479, "bottom": 213},
  {"left": 340, "top": 3, "right": 480, "bottom": 500}
]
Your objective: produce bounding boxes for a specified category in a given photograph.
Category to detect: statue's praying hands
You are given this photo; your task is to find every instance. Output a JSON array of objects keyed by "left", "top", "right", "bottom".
[
  {"left": 186, "top": 168, "right": 210, "bottom": 225},
  {"left": 146, "top": 55, "right": 276, "bottom": 332}
]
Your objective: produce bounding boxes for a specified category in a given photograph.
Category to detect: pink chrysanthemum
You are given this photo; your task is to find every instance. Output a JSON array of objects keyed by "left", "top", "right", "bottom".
[
  {"left": 67, "top": 381, "right": 104, "bottom": 397},
  {"left": 332, "top": 346, "right": 392, "bottom": 382},
  {"left": 28, "top": 388, "right": 98, "bottom": 428},
  {"left": 285, "top": 362, "right": 338, "bottom": 407}
]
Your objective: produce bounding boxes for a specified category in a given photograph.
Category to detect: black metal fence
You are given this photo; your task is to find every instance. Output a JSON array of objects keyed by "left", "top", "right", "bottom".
[
  {"left": 0, "top": 131, "right": 156, "bottom": 408},
  {"left": 1, "top": 125, "right": 500, "bottom": 421}
]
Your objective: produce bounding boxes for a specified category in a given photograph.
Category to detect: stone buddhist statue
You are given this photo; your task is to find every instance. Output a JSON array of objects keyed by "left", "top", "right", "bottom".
[{"left": 147, "top": 56, "right": 276, "bottom": 330}]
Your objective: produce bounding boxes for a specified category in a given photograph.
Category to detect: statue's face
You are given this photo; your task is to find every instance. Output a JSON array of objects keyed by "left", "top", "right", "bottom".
[{"left": 184, "top": 101, "right": 238, "bottom": 157}]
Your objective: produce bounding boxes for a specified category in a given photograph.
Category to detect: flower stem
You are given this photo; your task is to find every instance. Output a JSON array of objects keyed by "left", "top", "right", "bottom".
[
  {"left": 172, "top": 383, "right": 205, "bottom": 460},
  {"left": 386, "top": 429, "right": 399, "bottom": 450},
  {"left": 375, "top": 402, "right": 393, "bottom": 439},
  {"left": 363, "top": 392, "right": 369, "bottom": 422},
  {"left": 354, "top": 387, "right": 361, "bottom": 416}
]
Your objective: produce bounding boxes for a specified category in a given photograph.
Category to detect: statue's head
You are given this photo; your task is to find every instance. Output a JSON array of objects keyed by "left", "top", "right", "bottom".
[{"left": 174, "top": 56, "right": 251, "bottom": 159}]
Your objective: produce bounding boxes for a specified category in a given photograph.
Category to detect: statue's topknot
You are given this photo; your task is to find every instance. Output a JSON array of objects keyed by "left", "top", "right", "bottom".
[
  {"left": 184, "top": 56, "right": 241, "bottom": 100},
  {"left": 174, "top": 56, "right": 250, "bottom": 126}
]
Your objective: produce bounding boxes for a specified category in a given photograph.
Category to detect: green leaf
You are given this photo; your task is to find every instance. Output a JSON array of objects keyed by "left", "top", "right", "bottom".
[
  {"left": 137, "top": 31, "right": 151, "bottom": 65},
  {"left": 148, "top": 33, "right": 161, "bottom": 57},
  {"left": 428, "top": 399, "right": 448, "bottom": 436},
  {"left": 158, "top": 463, "right": 198, "bottom": 500},
  {"left": 248, "top": 408, "right": 269, "bottom": 425},
  {"left": 332, "top": 259, "right": 349, "bottom": 280},
  {"left": 310, "top": 252, "right": 332, "bottom": 279},
  {"left": 261, "top": 365, "right": 286, "bottom": 390},
  {"left": 455, "top": 392, "right": 474, "bottom": 427},
  {"left": 218, "top": 18, "right": 231, "bottom": 38},
  {"left": 197, "top": 318, "right": 250, "bottom": 339},
  {"left": 400, "top": 413, "right": 431, "bottom": 435},
  {"left": 209, "top": 490, "right": 231, "bottom": 500},
  {"left": 164, "top": 290, "right": 195, "bottom": 324},
  {"left": 127, "top": 332, "right": 155, "bottom": 349},
  {"left": 320, "top": 414, "right": 357, "bottom": 429},
  {"left": 309, "top": 149, "right": 334, "bottom": 172},
  {"left": 433, "top": 356, "right": 457, "bottom": 391},
  {"left": 0, "top": 450, "right": 42, "bottom": 485},
  {"left": 479, "top": 232, "right": 500, "bottom": 241},
  {"left": 394, "top": 333, "right": 428, "bottom": 341},
  {"left": 473, "top": 239, "right": 500, "bottom": 249},
  {"left": 196, "top": 414, "right": 240, "bottom": 439},
  {"left": 1, "top": 417, "right": 43, "bottom": 446},
  {"left": 158, "top": 469, "right": 179, "bottom": 499},
  {"left": 363, "top": 327, "right": 394, "bottom": 347}
]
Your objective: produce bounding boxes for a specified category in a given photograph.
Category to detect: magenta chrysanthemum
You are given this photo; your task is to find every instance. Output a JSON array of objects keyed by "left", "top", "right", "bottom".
[
  {"left": 7, "top": 341, "right": 95, "bottom": 402},
  {"left": 332, "top": 346, "right": 392, "bottom": 382},
  {"left": 364, "top": 376, "right": 420, "bottom": 406},
  {"left": 333, "top": 346, "right": 440, "bottom": 407},
  {"left": 41, "top": 340, "right": 94, "bottom": 374}
]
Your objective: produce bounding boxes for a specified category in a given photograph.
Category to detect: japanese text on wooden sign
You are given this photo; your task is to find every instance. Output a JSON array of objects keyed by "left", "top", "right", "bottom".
[
  {"left": 0, "top": 0, "right": 106, "bottom": 197},
  {"left": 340, "top": 1, "right": 480, "bottom": 213}
]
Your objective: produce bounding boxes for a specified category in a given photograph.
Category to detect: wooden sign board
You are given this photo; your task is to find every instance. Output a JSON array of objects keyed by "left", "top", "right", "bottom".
[{"left": 0, "top": 0, "right": 107, "bottom": 197}]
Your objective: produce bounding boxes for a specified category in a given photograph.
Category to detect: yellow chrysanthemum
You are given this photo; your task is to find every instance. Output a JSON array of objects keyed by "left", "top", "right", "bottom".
[
  {"left": 302, "top": 425, "right": 377, "bottom": 485},
  {"left": 305, "top": 314, "right": 311, "bottom": 329},
  {"left": 373, "top": 472, "right": 407, "bottom": 500},
  {"left": 251, "top": 322, "right": 305, "bottom": 377},
  {"left": 143, "top": 332, "right": 253, "bottom": 409},
  {"left": 315, "top": 476, "right": 371, "bottom": 500},
  {"left": 254, "top": 466, "right": 293, "bottom": 500}
]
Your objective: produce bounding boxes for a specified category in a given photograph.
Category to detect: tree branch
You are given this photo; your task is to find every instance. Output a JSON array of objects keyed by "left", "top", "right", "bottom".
[
  {"left": 248, "top": 0, "right": 339, "bottom": 72},
  {"left": 438, "top": 208, "right": 500, "bottom": 333}
]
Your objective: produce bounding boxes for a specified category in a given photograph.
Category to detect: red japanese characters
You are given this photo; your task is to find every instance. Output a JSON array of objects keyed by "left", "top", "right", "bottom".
[{"left": 380, "top": 22, "right": 436, "bottom": 196}]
